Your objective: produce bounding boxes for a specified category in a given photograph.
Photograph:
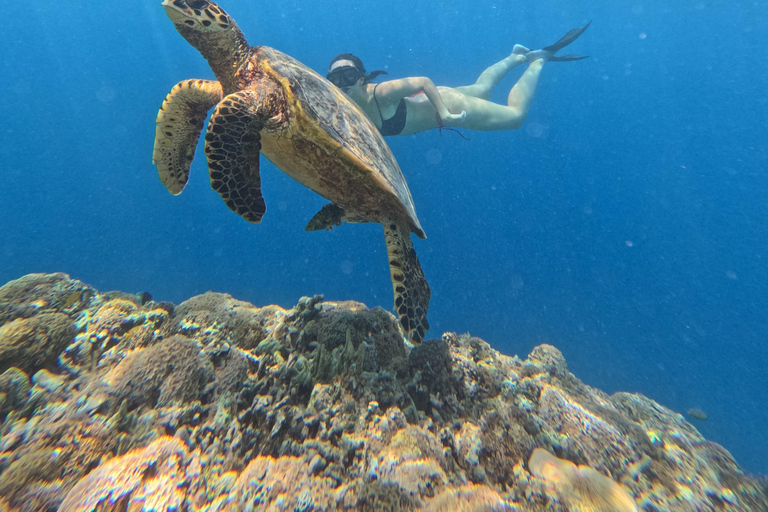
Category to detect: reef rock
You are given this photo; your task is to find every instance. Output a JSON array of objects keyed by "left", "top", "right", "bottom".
[
  {"left": 0, "top": 313, "right": 75, "bottom": 375},
  {"left": 0, "top": 273, "right": 764, "bottom": 512}
]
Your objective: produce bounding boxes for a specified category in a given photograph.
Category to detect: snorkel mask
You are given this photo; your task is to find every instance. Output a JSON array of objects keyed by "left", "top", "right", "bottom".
[
  {"left": 327, "top": 68, "right": 361, "bottom": 90},
  {"left": 327, "top": 54, "right": 388, "bottom": 92},
  {"left": 326, "top": 59, "right": 361, "bottom": 91}
]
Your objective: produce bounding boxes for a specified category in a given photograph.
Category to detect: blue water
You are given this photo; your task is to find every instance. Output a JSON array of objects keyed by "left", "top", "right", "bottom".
[{"left": 2, "top": 0, "right": 766, "bottom": 474}]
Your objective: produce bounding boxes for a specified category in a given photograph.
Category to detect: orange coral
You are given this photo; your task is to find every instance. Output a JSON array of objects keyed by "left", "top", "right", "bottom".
[
  {"left": 426, "top": 485, "right": 510, "bottom": 511},
  {"left": 223, "top": 455, "right": 336, "bottom": 511},
  {"left": 529, "top": 448, "right": 638, "bottom": 512},
  {"left": 59, "top": 436, "right": 201, "bottom": 512}
]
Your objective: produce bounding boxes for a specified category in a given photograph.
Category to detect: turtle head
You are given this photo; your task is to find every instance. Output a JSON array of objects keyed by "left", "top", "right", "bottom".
[
  {"left": 162, "top": 0, "right": 234, "bottom": 34},
  {"left": 162, "top": 0, "right": 250, "bottom": 85}
]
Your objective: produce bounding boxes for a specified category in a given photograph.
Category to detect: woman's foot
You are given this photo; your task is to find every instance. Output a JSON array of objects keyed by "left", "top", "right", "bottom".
[{"left": 513, "top": 44, "right": 554, "bottom": 63}]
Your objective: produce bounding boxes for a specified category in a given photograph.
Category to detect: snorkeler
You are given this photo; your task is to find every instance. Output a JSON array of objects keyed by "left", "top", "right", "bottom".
[{"left": 326, "top": 22, "right": 590, "bottom": 136}]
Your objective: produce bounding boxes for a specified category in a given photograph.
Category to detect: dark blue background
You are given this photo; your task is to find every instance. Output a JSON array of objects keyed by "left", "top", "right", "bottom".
[{"left": 1, "top": 0, "right": 766, "bottom": 473}]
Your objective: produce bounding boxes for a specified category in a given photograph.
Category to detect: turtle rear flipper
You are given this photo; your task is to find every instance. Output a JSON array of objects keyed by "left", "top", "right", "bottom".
[
  {"left": 306, "top": 203, "right": 345, "bottom": 231},
  {"left": 384, "top": 218, "right": 430, "bottom": 344},
  {"left": 305, "top": 203, "right": 371, "bottom": 231},
  {"left": 153, "top": 79, "right": 223, "bottom": 194},
  {"left": 205, "top": 90, "right": 277, "bottom": 224}
]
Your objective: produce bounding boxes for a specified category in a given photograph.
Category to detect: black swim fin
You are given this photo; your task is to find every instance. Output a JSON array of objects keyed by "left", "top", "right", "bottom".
[
  {"left": 514, "top": 21, "right": 591, "bottom": 62},
  {"left": 548, "top": 53, "right": 590, "bottom": 62},
  {"left": 542, "top": 20, "right": 592, "bottom": 62}
]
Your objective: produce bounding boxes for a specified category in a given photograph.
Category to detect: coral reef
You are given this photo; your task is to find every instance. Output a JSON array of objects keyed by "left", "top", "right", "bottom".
[{"left": 0, "top": 273, "right": 765, "bottom": 511}]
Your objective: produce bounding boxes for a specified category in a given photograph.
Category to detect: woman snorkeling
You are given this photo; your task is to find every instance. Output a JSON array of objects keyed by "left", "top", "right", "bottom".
[{"left": 326, "top": 22, "right": 590, "bottom": 136}]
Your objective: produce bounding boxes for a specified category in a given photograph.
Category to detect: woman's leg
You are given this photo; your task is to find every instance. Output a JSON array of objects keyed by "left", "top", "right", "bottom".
[
  {"left": 506, "top": 58, "right": 545, "bottom": 114},
  {"left": 454, "top": 53, "right": 527, "bottom": 100},
  {"left": 437, "top": 58, "right": 546, "bottom": 131}
]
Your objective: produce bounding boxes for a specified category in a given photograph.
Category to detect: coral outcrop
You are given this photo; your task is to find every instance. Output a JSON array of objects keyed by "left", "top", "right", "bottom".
[
  {"left": 58, "top": 436, "right": 201, "bottom": 512},
  {"left": 529, "top": 448, "right": 638, "bottom": 512},
  {"left": 0, "top": 313, "right": 75, "bottom": 375},
  {"left": 0, "top": 273, "right": 765, "bottom": 511}
]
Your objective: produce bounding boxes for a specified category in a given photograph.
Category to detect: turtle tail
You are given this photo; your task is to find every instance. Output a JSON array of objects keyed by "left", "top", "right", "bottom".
[{"left": 383, "top": 218, "right": 431, "bottom": 344}]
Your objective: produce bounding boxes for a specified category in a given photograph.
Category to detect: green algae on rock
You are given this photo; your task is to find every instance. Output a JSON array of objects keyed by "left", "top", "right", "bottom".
[{"left": 0, "top": 273, "right": 766, "bottom": 511}]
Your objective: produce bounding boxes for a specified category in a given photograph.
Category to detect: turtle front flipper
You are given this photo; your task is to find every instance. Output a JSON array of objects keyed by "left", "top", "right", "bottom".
[
  {"left": 205, "top": 90, "right": 281, "bottom": 224},
  {"left": 153, "top": 79, "right": 223, "bottom": 194},
  {"left": 383, "top": 218, "right": 431, "bottom": 344}
]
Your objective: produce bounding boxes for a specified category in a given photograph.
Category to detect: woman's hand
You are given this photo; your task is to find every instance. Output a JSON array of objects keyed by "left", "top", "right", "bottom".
[{"left": 440, "top": 109, "right": 467, "bottom": 126}]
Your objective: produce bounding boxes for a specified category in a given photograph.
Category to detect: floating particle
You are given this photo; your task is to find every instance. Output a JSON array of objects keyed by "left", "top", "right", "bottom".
[{"left": 426, "top": 148, "right": 442, "bottom": 165}]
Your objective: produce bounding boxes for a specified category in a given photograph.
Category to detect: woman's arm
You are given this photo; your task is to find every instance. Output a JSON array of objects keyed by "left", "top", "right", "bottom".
[{"left": 374, "top": 77, "right": 466, "bottom": 123}]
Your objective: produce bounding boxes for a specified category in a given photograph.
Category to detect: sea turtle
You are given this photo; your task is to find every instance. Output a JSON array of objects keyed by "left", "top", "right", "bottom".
[{"left": 152, "top": 0, "right": 430, "bottom": 343}]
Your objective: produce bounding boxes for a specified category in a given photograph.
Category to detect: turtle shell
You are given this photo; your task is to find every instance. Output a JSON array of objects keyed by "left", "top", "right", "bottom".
[{"left": 256, "top": 46, "right": 424, "bottom": 238}]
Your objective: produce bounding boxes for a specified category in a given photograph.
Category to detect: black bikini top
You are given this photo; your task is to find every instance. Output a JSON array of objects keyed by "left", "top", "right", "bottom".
[{"left": 373, "top": 84, "right": 407, "bottom": 136}]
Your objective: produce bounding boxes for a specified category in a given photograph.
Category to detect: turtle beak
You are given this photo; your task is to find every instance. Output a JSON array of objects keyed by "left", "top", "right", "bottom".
[{"left": 162, "top": 0, "right": 191, "bottom": 21}]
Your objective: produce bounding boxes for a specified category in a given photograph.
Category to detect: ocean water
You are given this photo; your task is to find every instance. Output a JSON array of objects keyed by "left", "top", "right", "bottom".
[{"left": 1, "top": 0, "right": 766, "bottom": 475}]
